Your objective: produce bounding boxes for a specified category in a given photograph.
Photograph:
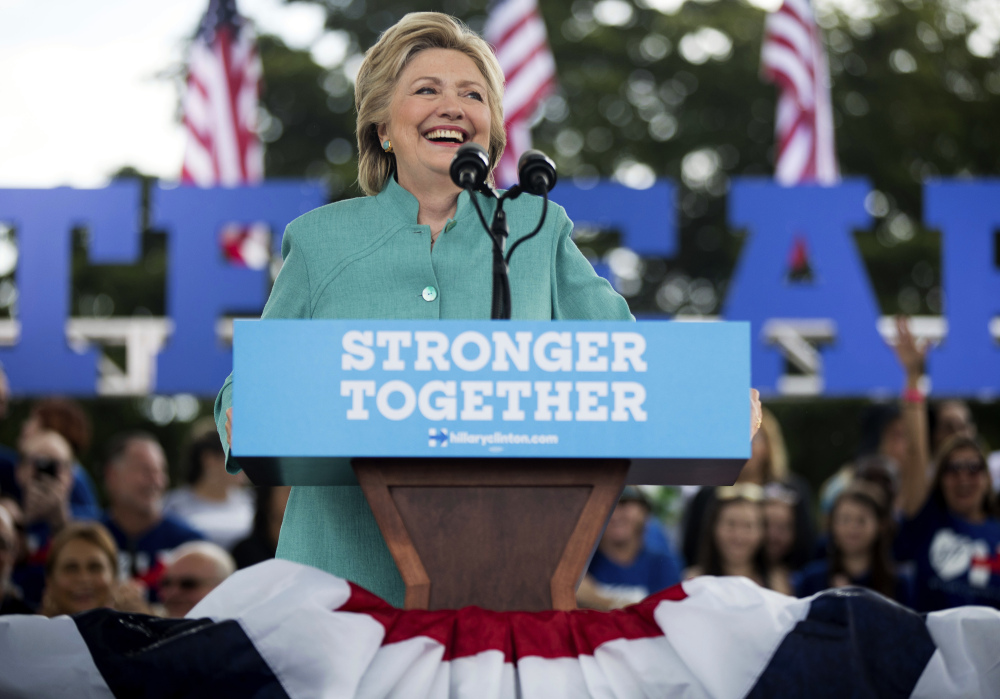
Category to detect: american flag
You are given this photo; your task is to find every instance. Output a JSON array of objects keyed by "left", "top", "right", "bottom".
[
  {"left": 760, "top": 0, "right": 839, "bottom": 185},
  {"left": 181, "top": 0, "right": 269, "bottom": 268},
  {"left": 483, "top": 0, "right": 557, "bottom": 188}
]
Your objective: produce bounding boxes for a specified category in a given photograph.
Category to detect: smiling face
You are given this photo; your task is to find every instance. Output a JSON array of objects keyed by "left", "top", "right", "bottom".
[
  {"left": 831, "top": 498, "right": 879, "bottom": 558},
  {"left": 377, "top": 48, "right": 491, "bottom": 195},
  {"left": 46, "top": 537, "right": 115, "bottom": 616},
  {"left": 714, "top": 500, "right": 765, "bottom": 568},
  {"left": 940, "top": 446, "right": 990, "bottom": 521},
  {"left": 603, "top": 500, "right": 648, "bottom": 548},
  {"left": 106, "top": 438, "right": 168, "bottom": 517}
]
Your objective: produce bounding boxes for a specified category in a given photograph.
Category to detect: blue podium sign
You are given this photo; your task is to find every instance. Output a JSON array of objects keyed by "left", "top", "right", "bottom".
[{"left": 232, "top": 320, "right": 750, "bottom": 485}]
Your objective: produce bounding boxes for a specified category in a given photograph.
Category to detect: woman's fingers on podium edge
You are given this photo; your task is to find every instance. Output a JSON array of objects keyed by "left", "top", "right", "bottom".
[
  {"left": 750, "top": 388, "right": 762, "bottom": 441},
  {"left": 226, "top": 407, "right": 233, "bottom": 447}
]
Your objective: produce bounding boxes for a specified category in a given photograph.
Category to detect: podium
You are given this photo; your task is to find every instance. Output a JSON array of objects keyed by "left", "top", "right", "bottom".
[{"left": 232, "top": 320, "right": 750, "bottom": 611}]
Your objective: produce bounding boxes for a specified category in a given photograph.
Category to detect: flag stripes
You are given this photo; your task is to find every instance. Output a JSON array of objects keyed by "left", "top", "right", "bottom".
[
  {"left": 181, "top": 0, "right": 268, "bottom": 268},
  {"left": 761, "top": 0, "right": 839, "bottom": 185},
  {"left": 483, "top": 0, "right": 557, "bottom": 188},
  {"left": 181, "top": 1, "right": 263, "bottom": 187}
]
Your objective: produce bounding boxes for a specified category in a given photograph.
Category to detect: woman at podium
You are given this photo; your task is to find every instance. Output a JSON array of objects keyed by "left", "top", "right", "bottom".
[{"left": 214, "top": 12, "right": 631, "bottom": 605}]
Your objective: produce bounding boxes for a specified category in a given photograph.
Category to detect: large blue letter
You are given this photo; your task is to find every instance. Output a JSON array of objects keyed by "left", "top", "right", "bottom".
[
  {"left": 724, "top": 179, "right": 899, "bottom": 395},
  {"left": 0, "top": 184, "right": 141, "bottom": 394},
  {"left": 554, "top": 181, "right": 677, "bottom": 257},
  {"left": 926, "top": 180, "right": 1000, "bottom": 395},
  {"left": 153, "top": 183, "right": 326, "bottom": 394}
]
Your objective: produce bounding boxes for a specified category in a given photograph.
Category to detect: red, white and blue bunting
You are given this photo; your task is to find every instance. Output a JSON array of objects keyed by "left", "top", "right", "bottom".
[{"left": 1, "top": 559, "right": 998, "bottom": 698}]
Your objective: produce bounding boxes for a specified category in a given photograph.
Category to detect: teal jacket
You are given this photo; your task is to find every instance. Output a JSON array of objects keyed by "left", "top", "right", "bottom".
[{"left": 215, "top": 177, "right": 632, "bottom": 605}]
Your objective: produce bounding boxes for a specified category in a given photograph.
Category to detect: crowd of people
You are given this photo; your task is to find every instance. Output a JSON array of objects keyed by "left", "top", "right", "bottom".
[
  {"left": 0, "top": 389, "right": 291, "bottom": 619},
  {"left": 1, "top": 316, "right": 998, "bottom": 620},
  {"left": 580, "top": 319, "right": 1000, "bottom": 613}
]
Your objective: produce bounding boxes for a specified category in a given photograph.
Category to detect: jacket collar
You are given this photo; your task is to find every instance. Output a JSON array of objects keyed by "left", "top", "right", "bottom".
[{"left": 376, "top": 174, "right": 486, "bottom": 228}]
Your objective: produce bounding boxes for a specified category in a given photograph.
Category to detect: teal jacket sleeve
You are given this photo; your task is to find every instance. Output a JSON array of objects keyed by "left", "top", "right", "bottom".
[
  {"left": 549, "top": 207, "right": 634, "bottom": 321},
  {"left": 214, "top": 222, "right": 313, "bottom": 472}
]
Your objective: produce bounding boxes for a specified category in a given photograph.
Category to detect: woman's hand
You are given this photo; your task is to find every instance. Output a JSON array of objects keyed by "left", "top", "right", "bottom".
[
  {"left": 225, "top": 408, "right": 233, "bottom": 448},
  {"left": 891, "top": 315, "right": 927, "bottom": 386},
  {"left": 750, "top": 388, "right": 763, "bottom": 440}
]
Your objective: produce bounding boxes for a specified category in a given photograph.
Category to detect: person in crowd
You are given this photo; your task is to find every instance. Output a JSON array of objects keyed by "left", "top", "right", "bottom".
[
  {"left": 762, "top": 482, "right": 802, "bottom": 573},
  {"left": 158, "top": 541, "right": 235, "bottom": 618},
  {"left": 9, "top": 429, "right": 77, "bottom": 607},
  {"left": 163, "top": 427, "right": 253, "bottom": 551},
  {"left": 101, "top": 432, "right": 204, "bottom": 597},
  {"left": 685, "top": 484, "right": 791, "bottom": 594},
  {"left": 577, "top": 487, "right": 682, "bottom": 609},
  {"left": 1, "top": 397, "right": 101, "bottom": 523},
  {"left": 38, "top": 521, "right": 151, "bottom": 617},
  {"left": 795, "top": 484, "right": 914, "bottom": 606},
  {"left": 0, "top": 502, "right": 31, "bottom": 614},
  {"left": 231, "top": 485, "right": 291, "bottom": 570},
  {"left": 929, "top": 399, "right": 977, "bottom": 456},
  {"left": 682, "top": 409, "right": 813, "bottom": 571},
  {"left": 818, "top": 403, "right": 908, "bottom": 516},
  {"left": 852, "top": 455, "right": 901, "bottom": 516},
  {"left": 40, "top": 522, "right": 118, "bottom": 617},
  {"left": 896, "top": 435, "right": 1000, "bottom": 611},
  {"left": 213, "top": 12, "right": 635, "bottom": 607},
  {"left": 891, "top": 317, "right": 1000, "bottom": 610}
]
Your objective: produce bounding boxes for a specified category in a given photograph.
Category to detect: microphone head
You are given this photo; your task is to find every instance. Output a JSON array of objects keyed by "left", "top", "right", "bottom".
[
  {"left": 450, "top": 142, "right": 490, "bottom": 190},
  {"left": 517, "top": 150, "right": 557, "bottom": 195}
]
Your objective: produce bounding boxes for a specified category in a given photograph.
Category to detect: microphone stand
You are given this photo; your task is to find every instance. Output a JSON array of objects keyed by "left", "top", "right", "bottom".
[
  {"left": 489, "top": 205, "right": 512, "bottom": 320},
  {"left": 465, "top": 183, "right": 549, "bottom": 321}
]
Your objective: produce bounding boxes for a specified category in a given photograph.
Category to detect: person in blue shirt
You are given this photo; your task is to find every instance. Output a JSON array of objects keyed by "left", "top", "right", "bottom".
[
  {"left": 796, "top": 484, "right": 915, "bottom": 606},
  {"left": 895, "top": 435, "right": 1000, "bottom": 611},
  {"left": 0, "top": 398, "right": 102, "bottom": 523},
  {"left": 577, "top": 487, "right": 681, "bottom": 609},
  {"left": 891, "top": 317, "right": 1000, "bottom": 611},
  {"left": 100, "top": 432, "right": 204, "bottom": 601}
]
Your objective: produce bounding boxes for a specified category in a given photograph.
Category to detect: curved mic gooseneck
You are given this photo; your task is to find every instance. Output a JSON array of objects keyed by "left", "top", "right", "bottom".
[{"left": 449, "top": 144, "right": 557, "bottom": 320}]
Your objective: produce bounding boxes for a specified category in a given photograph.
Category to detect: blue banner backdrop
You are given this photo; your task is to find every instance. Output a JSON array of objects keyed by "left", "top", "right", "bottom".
[
  {"left": 0, "top": 178, "right": 996, "bottom": 397},
  {"left": 232, "top": 319, "right": 750, "bottom": 461}
]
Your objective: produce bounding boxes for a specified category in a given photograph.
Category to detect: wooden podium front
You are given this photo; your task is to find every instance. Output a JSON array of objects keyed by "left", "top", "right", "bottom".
[
  {"left": 232, "top": 319, "right": 750, "bottom": 613},
  {"left": 354, "top": 458, "right": 628, "bottom": 611}
]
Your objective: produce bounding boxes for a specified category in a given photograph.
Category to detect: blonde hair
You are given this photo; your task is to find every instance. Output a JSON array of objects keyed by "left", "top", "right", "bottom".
[
  {"left": 45, "top": 521, "right": 119, "bottom": 579},
  {"left": 354, "top": 12, "right": 507, "bottom": 196},
  {"left": 759, "top": 408, "right": 789, "bottom": 482}
]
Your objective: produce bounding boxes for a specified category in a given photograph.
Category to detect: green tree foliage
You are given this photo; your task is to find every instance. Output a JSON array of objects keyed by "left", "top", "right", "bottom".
[{"left": 274, "top": 0, "right": 998, "bottom": 320}]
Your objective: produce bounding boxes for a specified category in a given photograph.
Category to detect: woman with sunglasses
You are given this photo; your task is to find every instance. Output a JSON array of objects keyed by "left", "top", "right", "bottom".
[
  {"left": 895, "top": 434, "right": 1000, "bottom": 611},
  {"left": 891, "top": 317, "right": 1000, "bottom": 610},
  {"left": 684, "top": 484, "right": 791, "bottom": 594}
]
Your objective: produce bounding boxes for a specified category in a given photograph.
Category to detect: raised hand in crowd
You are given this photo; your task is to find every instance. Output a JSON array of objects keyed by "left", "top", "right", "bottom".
[
  {"left": 889, "top": 316, "right": 931, "bottom": 518},
  {"left": 890, "top": 315, "right": 928, "bottom": 388}
]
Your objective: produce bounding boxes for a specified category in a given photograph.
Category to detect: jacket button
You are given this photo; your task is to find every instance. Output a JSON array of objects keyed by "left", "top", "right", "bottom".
[{"left": 422, "top": 286, "right": 438, "bottom": 301}]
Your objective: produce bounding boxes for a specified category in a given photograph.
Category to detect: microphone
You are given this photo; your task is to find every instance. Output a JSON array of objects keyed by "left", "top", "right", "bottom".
[
  {"left": 450, "top": 142, "right": 490, "bottom": 190},
  {"left": 517, "top": 150, "right": 557, "bottom": 195}
]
